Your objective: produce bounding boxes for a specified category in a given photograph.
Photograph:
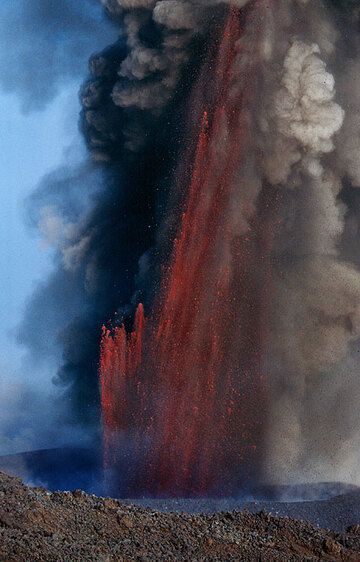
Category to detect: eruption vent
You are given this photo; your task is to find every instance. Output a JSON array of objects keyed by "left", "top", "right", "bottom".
[
  {"left": 100, "top": 2, "right": 277, "bottom": 496},
  {"left": 93, "top": 0, "right": 360, "bottom": 495}
]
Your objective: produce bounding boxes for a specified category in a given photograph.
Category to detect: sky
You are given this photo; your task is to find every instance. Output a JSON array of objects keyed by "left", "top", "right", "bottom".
[
  {"left": 0, "top": 87, "right": 78, "bottom": 378},
  {"left": 0, "top": 85, "right": 85, "bottom": 454},
  {"left": 0, "top": 1, "right": 117, "bottom": 455}
]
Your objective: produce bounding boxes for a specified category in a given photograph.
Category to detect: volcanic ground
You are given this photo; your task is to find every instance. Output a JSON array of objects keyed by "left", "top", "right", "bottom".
[
  {"left": 1, "top": 466, "right": 360, "bottom": 561},
  {"left": 1, "top": 447, "right": 360, "bottom": 532}
]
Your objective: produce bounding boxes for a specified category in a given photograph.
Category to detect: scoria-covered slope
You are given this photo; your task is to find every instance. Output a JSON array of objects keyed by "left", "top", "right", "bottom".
[{"left": 0, "top": 471, "right": 360, "bottom": 561}]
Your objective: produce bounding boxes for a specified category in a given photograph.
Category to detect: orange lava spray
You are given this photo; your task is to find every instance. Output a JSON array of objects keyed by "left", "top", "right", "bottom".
[{"left": 100, "top": 2, "right": 278, "bottom": 496}]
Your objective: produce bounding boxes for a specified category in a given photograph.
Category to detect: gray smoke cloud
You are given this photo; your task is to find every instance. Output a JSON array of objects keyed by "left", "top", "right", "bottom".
[
  {"left": 0, "top": 0, "right": 117, "bottom": 112},
  {"left": 87, "top": 0, "right": 252, "bottom": 155},
  {"left": 253, "top": 0, "right": 360, "bottom": 485},
  {"left": 0, "top": 0, "right": 119, "bottom": 458}
]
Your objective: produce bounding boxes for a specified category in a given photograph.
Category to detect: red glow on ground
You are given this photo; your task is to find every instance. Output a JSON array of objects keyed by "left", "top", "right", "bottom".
[{"left": 100, "top": 2, "right": 278, "bottom": 496}]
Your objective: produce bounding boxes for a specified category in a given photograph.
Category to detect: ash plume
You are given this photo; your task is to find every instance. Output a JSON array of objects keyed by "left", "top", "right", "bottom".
[
  {"left": 19, "top": 0, "right": 360, "bottom": 492},
  {"left": 260, "top": 1, "right": 360, "bottom": 484}
]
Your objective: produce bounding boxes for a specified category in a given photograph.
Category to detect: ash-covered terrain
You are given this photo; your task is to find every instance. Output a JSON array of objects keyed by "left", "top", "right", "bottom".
[
  {"left": 1, "top": 471, "right": 360, "bottom": 562},
  {"left": 1, "top": 447, "right": 360, "bottom": 534}
]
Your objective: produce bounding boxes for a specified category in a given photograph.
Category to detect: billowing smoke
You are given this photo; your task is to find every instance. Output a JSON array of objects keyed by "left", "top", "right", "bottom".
[
  {"left": 261, "top": 2, "right": 360, "bottom": 485},
  {"left": 20, "top": 0, "right": 360, "bottom": 493}
]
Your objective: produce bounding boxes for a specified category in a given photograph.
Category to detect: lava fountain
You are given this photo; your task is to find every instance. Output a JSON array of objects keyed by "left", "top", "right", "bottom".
[{"left": 100, "top": 1, "right": 279, "bottom": 497}]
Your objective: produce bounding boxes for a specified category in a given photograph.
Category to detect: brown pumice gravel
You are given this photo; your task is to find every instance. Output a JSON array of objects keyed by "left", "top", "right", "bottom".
[{"left": 0, "top": 471, "right": 360, "bottom": 561}]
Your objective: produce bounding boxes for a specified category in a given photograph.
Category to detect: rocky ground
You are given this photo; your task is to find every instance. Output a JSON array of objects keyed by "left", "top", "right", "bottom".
[
  {"left": 129, "top": 484, "right": 360, "bottom": 533},
  {"left": 1, "top": 472, "right": 360, "bottom": 561}
]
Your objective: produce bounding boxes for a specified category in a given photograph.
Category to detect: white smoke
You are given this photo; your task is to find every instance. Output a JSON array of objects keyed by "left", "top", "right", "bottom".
[
  {"left": 153, "top": 1, "right": 200, "bottom": 30},
  {"left": 265, "top": 41, "right": 344, "bottom": 185}
]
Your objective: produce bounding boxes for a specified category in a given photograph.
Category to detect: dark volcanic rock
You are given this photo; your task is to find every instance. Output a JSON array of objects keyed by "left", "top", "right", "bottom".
[{"left": 0, "top": 471, "right": 360, "bottom": 561}]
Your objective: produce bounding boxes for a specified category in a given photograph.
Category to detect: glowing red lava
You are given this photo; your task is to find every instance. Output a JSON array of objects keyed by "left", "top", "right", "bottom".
[{"left": 100, "top": 2, "right": 278, "bottom": 496}]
